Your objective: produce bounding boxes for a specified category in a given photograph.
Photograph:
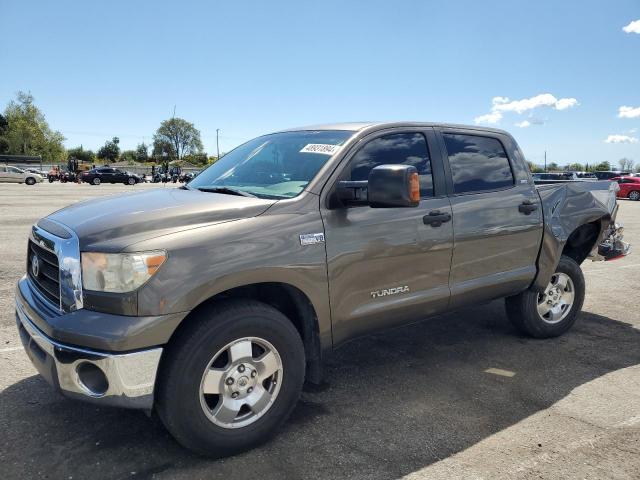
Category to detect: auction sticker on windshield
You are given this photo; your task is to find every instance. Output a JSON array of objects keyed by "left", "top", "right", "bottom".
[{"left": 300, "top": 144, "right": 341, "bottom": 155}]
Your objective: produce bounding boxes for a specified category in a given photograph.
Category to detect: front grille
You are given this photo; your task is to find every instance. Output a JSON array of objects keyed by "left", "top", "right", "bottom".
[{"left": 27, "top": 239, "right": 60, "bottom": 307}]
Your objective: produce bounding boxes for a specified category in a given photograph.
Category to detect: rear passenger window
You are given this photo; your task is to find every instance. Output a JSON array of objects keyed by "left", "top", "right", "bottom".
[
  {"left": 443, "top": 134, "right": 514, "bottom": 194},
  {"left": 349, "top": 132, "right": 434, "bottom": 197}
]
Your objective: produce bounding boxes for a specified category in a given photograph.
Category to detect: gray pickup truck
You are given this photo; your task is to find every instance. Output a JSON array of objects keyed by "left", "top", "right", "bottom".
[{"left": 15, "top": 122, "right": 629, "bottom": 456}]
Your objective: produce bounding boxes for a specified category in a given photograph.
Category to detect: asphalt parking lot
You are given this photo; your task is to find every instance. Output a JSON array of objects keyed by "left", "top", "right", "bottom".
[{"left": 0, "top": 182, "right": 639, "bottom": 480}]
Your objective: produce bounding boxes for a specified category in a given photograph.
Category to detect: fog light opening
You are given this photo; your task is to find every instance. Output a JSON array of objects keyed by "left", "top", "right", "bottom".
[{"left": 76, "top": 362, "right": 109, "bottom": 396}]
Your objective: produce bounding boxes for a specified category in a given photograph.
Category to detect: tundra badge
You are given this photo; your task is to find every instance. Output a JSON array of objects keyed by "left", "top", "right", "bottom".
[{"left": 371, "top": 286, "right": 410, "bottom": 299}]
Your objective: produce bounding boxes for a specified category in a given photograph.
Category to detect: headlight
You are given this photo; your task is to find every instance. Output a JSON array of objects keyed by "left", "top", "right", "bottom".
[{"left": 81, "top": 251, "right": 166, "bottom": 293}]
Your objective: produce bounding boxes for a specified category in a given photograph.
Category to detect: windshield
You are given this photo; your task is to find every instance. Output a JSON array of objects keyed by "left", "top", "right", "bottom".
[{"left": 188, "top": 130, "right": 353, "bottom": 199}]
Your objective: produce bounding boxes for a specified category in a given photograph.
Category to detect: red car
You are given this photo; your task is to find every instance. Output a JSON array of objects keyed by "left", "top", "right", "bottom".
[{"left": 612, "top": 176, "right": 640, "bottom": 201}]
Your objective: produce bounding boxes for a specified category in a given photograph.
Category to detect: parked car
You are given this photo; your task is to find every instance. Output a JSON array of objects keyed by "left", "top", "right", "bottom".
[
  {"left": 594, "top": 170, "right": 631, "bottom": 180},
  {"left": 568, "top": 171, "right": 598, "bottom": 180},
  {"left": 0, "top": 165, "right": 43, "bottom": 185},
  {"left": 532, "top": 172, "right": 578, "bottom": 182},
  {"left": 611, "top": 176, "right": 640, "bottom": 201},
  {"left": 81, "top": 167, "right": 141, "bottom": 185},
  {"left": 15, "top": 122, "right": 630, "bottom": 457},
  {"left": 25, "top": 168, "right": 48, "bottom": 177}
]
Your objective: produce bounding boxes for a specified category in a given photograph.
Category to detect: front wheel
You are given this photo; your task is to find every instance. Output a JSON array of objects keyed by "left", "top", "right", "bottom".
[
  {"left": 156, "top": 300, "right": 305, "bottom": 457},
  {"left": 629, "top": 190, "right": 640, "bottom": 201},
  {"left": 25, "top": 177, "right": 36, "bottom": 185},
  {"left": 92, "top": 177, "right": 101, "bottom": 185},
  {"left": 127, "top": 177, "right": 136, "bottom": 185},
  {"left": 505, "top": 255, "right": 585, "bottom": 338}
]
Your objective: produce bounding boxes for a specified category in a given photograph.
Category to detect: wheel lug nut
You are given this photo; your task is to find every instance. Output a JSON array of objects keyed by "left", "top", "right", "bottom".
[
  {"left": 238, "top": 365, "right": 245, "bottom": 373},
  {"left": 247, "top": 387, "right": 253, "bottom": 393},
  {"left": 251, "top": 370, "right": 257, "bottom": 378},
  {"left": 231, "top": 392, "right": 239, "bottom": 399},
  {"left": 225, "top": 377, "right": 234, "bottom": 385}
]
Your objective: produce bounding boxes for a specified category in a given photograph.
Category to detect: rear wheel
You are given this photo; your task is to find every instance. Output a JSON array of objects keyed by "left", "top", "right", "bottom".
[
  {"left": 92, "top": 177, "right": 101, "bottom": 185},
  {"left": 629, "top": 190, "right": 640, "bottom": 201},
  {"left": 506, "top": 255, "right": 585, "bottom": 338},
  {"left": 156, "top": 300, "right": 305, "bottom": 457}
]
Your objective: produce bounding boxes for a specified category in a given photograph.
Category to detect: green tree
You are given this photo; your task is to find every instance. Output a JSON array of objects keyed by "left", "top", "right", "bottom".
[
  {"left": 0, "top": 114, "right": 9, "bottom": 153},
  {"left": 547, "top": 162, "right": 560, "bottom": 171},
  {"left": 135, "top": 142, "right": 149, "bottom": 162},
  {"left": 566, "top": 163, "right": 584, "bottom": 171},
  {"left": 593, "top": 161, "right": 611, "bottom": 171},
  {"left": 182, "top": 152, "right": 209, "bottom": 166},
  {"left": 1, "top": 91, "right": 66, "bottom": 162},
  {"left": 97, "top": 136, "right": 120, "bottom": 162},
  {"left": 67, "top": 146, "right": 95, "bottom": 164},
  {"left": 120, "top": 150, "right": 137, "bottom": 163},
  {"left": 618, "top": 158, "right": 635, "bottom": 172},
  {"left": 153, "top": 117, "right": 203, "bottom": 160},
  {"left": 526, "top": 160, "right": 544, "bottom": 173},
  {"left": 152, "top": 137, "right": 176, "bottom": 161}
]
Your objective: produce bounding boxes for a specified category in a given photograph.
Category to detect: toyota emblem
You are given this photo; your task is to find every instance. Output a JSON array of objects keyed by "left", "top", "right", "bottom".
[{"left": 31, "top": 255, "right": 40, "bottom": 278}]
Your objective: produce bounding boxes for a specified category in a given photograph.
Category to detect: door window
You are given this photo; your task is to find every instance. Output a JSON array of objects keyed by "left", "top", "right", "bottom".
[
  {"left": 349, "top": 132, "right": 434, "bottom": 197},
  {"left": 443, "top": 134, "right": 514, "bottom": 194}
]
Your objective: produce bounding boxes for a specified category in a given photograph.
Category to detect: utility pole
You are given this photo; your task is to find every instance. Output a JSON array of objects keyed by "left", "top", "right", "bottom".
[
  {"left": 544, "top": 150, "right": 547, "bottom": 172},
  {"left": 216, "top": 129, "right": 220, "bottom": 161}
]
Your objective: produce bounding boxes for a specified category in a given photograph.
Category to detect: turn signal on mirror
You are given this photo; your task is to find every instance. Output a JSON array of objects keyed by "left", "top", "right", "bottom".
[{"left": 409, "top": 171, "right": 420, "bottom": 203}]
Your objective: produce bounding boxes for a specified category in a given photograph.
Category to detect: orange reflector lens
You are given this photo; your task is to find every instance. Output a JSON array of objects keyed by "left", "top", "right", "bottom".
[
  {"left": 145, "top": 254, "right": 166, "bottom": 275},
  {"left": 409, "top": 172, "right": 420, "bottom": 202}
]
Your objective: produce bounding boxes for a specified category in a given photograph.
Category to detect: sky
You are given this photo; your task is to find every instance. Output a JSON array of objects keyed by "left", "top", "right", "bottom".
[{"left": 1, "top": 0, "right": 639, "bottom": 167}]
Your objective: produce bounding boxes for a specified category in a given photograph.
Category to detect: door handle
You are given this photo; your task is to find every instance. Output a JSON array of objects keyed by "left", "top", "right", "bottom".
[
  {"left": 518, "top": 200, "right": 538, "bottom": 215},
  {"left": 423, "top": 210, "right": 451, "bottom": 227}
]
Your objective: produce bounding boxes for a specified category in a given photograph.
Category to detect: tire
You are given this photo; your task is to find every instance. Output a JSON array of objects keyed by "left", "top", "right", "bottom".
[
  {"left": 25, "top": 177, "right": 36, "bottom": 185},
  {"left": 127, "top": 177, "right": 135, "bottom": 185},
  {"left": 629, "top": 190, "right": 640, "bottom": 201},
  {"left": 92, "top": 177, "right": 101, "bottom": 185},
  {"left": 505, "top": 255, "right": 585, "bottom": 338},
  {"left": 156, "top": 300, "right": 305, "bottom": 457}
]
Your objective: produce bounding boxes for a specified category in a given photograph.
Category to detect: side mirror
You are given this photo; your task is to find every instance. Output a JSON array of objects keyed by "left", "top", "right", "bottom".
[{"left": 368, "top": 164, "right": 420, "bottom": 208}]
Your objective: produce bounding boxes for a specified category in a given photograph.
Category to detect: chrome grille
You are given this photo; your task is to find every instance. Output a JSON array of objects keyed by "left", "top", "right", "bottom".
[{"left": 27, "top": 239, "right": 60, "bottom": 306}]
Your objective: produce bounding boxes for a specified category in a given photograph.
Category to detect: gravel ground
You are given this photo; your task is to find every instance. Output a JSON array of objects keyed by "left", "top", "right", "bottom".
[{"left": 0, "top": 182, "right": 639, "bottom": 480}]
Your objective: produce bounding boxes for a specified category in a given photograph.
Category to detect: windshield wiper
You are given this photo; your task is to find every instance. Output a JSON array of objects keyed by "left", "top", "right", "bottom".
[{"left": 196, "top": 186, "right": 256, "bottom": 198}]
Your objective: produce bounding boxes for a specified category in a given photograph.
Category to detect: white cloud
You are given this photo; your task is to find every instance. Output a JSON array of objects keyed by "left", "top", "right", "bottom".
[
  {"left": 492, "top": 96, "right": 510, "bottom": 105},
  {"left": 515, "top": 120, "right": 531, "bottom": 128},
  {"left": 475, "top": 93, "right": 578, "bottom": 124},
  {"left": 555, "top": 98, "right": 579, "bottom": 110},
  {"left": 474, "top": 111, "right": 503, "bottom": 124},
  {"left": 618, "top": 105, "right": 640, "bottom": 119},
  {"left": 622, "top": 19, "right": 640, "bottom": 34},
  {"left": 605, "top": 134, "right": 639, "bottom": 144},
  {"left": 493, "top": 93, "right": 579, "bottom": 113}
]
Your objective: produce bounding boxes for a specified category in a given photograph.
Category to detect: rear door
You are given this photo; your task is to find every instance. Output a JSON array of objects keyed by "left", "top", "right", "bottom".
[
  {"left": 437, "top": 129, "right": 543, "bottom": 307},
  {"left": 321, "top": 128, "right": 453, "bottom": 345}
]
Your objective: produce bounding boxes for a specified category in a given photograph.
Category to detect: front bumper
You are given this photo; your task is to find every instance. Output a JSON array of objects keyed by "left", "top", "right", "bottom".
[{"left": 16, "top": 293, "right": 162, "bottom": 410}]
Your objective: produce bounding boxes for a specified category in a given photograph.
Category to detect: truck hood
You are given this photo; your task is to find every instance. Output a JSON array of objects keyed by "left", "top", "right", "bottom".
[{"left": 46, "top": 187, "right": 276, "bottom": 251}]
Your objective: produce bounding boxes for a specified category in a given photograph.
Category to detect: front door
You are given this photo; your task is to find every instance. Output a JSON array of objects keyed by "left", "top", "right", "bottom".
[{"left": 321, "top": 129, "right": 453, "bottom": 346}]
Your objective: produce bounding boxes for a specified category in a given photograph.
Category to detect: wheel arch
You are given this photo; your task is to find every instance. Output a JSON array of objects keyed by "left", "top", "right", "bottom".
[
  {"left": 561, "top": 220, "right": 602, "bottom": 265},
  {"left": 165, "top": 282, "right": 325, "bottom": 385}
]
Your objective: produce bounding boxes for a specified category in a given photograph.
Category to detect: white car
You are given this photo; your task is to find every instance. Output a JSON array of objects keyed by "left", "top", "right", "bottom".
[{"left": 0, "top": 165, "right": 44, "bottom": 185}]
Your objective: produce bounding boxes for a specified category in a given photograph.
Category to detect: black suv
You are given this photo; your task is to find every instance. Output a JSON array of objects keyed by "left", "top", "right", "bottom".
[{"left": 81, "top": 167, "right": 140, "bottom": 185}]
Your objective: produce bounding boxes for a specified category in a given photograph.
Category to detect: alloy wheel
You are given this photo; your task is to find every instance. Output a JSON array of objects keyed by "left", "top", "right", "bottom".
[
  {"left": 537, "top": 272, "right": 575, "bottom": 324},
  {"left": 199, "top": 337, "right": 283, "bottom": 429}
]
